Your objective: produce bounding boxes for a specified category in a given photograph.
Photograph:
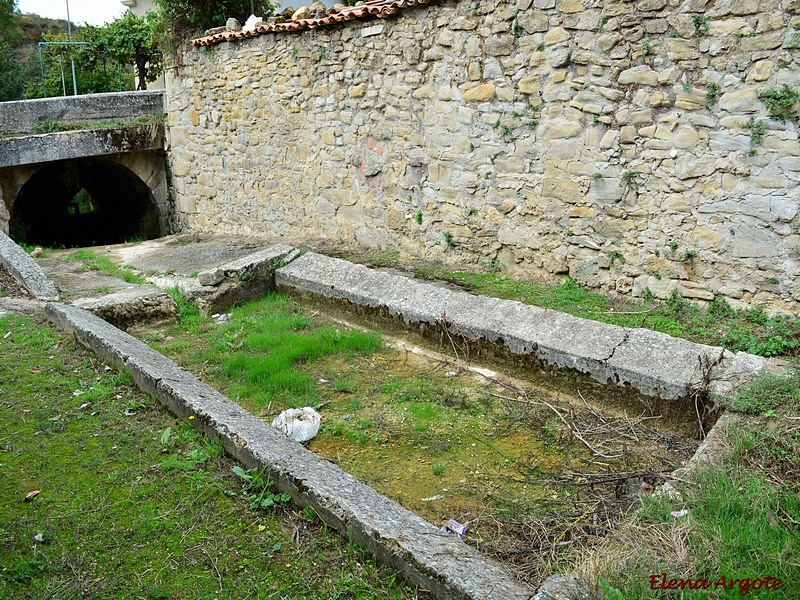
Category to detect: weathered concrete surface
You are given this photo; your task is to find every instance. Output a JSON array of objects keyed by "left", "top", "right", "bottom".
[
  {"left": 0, "top": 229, "right": 58, "bottom": 300},
  {"left": 102, "top": 236, "right": 301, "bottom": 315},
  {"left": 276, "top": 253, "right": 768, "bottom": 402},
  {"left": 193, "top": 244, "right": 300, "bottom": 314},
  {"left": 0, "top": 90, "right": 165, "bottom": 135},
  {"left": 108, "top": 234, "right": 266, "bottom": 275},
  {"left": 0, "top": 125, "right": 165, "bottom": 169},
  {"left": 532, "top": 576, "right": 592, "bottom": 600},
  {"left": 0, "top": 297, "right": 45, "bottom": 316},
  {"left": 44, "top": 301, "right": 536, "bottom": 600},
  {"left": 70, "top": 287, "right": 177, "bottom": 331}
]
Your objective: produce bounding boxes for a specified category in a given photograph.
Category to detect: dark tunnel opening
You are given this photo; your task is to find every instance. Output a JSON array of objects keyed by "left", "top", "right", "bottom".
[{"left": 9, "top": 159, "right": 161, "bottom": 248}]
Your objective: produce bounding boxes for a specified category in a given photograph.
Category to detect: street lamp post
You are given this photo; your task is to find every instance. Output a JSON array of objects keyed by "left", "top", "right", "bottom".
[{"left": 66, "top": 0, "right": 78, "bottom": 95}]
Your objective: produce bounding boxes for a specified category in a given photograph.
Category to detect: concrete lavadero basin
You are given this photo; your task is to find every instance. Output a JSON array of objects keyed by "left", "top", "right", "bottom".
[
  {"left": 3, "top": 237, "right": 776, "bottom": 599},
  {"left": 273, "top": 251, "right": 769, "bottom": 408}
]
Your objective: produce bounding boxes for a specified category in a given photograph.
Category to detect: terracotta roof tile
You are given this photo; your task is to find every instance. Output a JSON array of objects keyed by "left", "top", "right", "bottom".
[{"left": 192, "top": 0, "right": 434, "bottom": 46}]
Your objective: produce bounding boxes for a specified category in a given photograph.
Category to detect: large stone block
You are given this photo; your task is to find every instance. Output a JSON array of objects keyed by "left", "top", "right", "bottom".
[
  {"left": 462, "top": 84, "right": 495, "bottom": 102},
  {"left": 618, "top": 66, "right": 659, "bottom": 86}
]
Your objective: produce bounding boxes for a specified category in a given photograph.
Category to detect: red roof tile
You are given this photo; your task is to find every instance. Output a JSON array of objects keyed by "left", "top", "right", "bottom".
[{"left": 192, "top": 0, "right": 433, "bottom": 46}]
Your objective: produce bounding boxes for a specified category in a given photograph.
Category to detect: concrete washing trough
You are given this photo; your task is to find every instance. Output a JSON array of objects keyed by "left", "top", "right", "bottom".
[{"left": 2, "top": 238, "right": 777, "bottom": 599}]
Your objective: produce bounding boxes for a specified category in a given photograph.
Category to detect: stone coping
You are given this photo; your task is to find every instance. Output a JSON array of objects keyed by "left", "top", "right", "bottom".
[
  {"left": 0, "top": 230, "right": 58, "bottom": 300},
  {"left": 275, "top": 252, "right": 769, "bottom": 402},
  {"left": 44, "top": 301, "right": 536, "bottom": 600}
]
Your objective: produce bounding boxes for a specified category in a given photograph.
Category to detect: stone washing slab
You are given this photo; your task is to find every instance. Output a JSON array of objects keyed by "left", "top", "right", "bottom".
[
  {"left": 0, "top": 230, "right": 58, "bottom": 300},
  {"left": 197, "top": 244, "right": 300, "bottom": 285},
  {"left": 44, "top": 302, "right": 535, "bottom": 600},
  {"left": 192, "top": 244, "right": 300, "bottom": 314},
  {"left": 275, "top": 253, "right": 768, "bottom": 401}
]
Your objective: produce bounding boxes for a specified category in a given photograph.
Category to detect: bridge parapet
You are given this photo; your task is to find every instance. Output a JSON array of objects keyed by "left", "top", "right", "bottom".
[
  {"left": 0, "top": 90, "right": 165, "bottom": 135},
  {"left": 0, "top": 124, "right": 165, "bottom": 169}
]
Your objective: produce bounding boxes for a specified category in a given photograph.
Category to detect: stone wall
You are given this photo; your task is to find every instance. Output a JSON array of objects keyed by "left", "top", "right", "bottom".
[{"left": 166, "top": 0, "right": 800, "bottom": 314}]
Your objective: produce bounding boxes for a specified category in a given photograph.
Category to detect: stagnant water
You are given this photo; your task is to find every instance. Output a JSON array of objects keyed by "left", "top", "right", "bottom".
[{"left": 144, "top": 297, "right": 702, "bottom": 585}]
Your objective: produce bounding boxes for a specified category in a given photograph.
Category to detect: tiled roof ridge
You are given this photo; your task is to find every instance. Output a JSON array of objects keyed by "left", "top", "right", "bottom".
[{"left": 192, "top": 0, "right": 434, "bottom": 46}]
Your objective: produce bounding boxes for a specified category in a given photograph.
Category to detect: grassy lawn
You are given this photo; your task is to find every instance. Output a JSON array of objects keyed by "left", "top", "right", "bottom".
[{"left": 0, "top": 313, "right": 424, "bottom": 600}]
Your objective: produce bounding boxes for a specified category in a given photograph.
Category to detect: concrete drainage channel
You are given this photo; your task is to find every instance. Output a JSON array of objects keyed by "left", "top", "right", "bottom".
[{"left": 1, "top": 234, "right": 780, "bottom": 599}]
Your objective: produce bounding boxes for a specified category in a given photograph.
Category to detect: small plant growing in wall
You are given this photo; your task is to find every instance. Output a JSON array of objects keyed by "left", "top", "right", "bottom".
[
  {"left": 759, "top": 84, "right": 800, "bottom": 123},
  {"left": 512, "top": 18, "right": 523, "bottom": 36},
  {"left": 607, "top": 250, "right": 625, "bottom": 266},
  {"left": 668, "top": 239, "right": 679, "bottom": 255},
  {"left": 443, "top": 231, "right": 455, "bottom": 248},
  {"left": 483, "top": 257, "right": 503, "bottom": 273},
  {"left": 619, "top": 171, "right": 639, "bottom": 191},
  {"left": 415, "top": 210, "right": 423, "bottom": 225},
  {"left": 706, "top": 82, "right": 721, "bottom": 107},
  {"left": 682, "top": 81, "right": 693, "bottom": 92},
  {"left": 680, "top": 249, "right": 698, "bottom": 274},
  {"left": 693, "top": 14, "right": 710, "bottom": 37},
  {"left": 744, "top": 119, "right": 767, "bottom": 155},
  {"left": 468, "top": 207, "right": 478, "bottom": 217},
  {"left": 642, "top": 40, "right": 654, "bottom": 56},
  {"left": 598, "top": 16, "right": 608, "bottom": 32},
  {"left": 527, "top": 104, "right": 541, "bottom": 129}
]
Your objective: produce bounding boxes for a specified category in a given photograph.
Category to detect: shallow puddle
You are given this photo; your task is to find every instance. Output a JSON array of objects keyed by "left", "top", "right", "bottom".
[{"left": 146, "top": 295, "right": 701, "bottom": 584}]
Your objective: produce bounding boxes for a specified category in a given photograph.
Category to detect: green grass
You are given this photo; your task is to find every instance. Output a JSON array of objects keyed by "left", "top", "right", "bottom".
[
  {"left": 26, "top": 115, "right": 164, "bottom": 136},
  {"left": 414, "top": 267, "right": 800, "bottom": 360},
  {"left": 599, "top": 421, "right": 800, "bottom": 599},
  {"left": 166, "top": 293, "right": 381, "bottom": 409},
  {"left": 718, "top": 370, "right": 800, "bottom": 415},
  {"left": 0, "top": 313, "right": 421, "bottom": 599},
  {"left": 67, "top": 250, "right": 146, "bottom": 285},
  {"left": 166, "top": 287, "right": 206, "bottom": 332}
]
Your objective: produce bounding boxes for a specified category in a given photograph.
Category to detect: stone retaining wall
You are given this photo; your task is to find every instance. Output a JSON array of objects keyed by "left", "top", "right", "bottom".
[{"left": 166, "top": 0, "right": 800, "bottom": 314}]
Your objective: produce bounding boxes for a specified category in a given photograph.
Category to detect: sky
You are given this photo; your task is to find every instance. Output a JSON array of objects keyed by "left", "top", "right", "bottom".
[{"left": 17, "top": 0, "right": 126, "bottom": 27}]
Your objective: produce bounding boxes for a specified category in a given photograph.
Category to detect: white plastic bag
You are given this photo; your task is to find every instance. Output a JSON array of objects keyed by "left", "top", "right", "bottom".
[
  {"left": 272, "top": 407, "right": 321, "bottom": 442},
  {"left": 242, "top": 14, "right": 262, "bottom": 32}
]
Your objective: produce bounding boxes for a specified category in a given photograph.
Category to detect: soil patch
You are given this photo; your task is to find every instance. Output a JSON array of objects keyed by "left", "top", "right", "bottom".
[{"left": 0, "top": 264, "right": 32, "bottom": 299}]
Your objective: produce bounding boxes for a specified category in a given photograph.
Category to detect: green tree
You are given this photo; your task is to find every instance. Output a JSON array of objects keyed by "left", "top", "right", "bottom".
[
  {"left": 89, "top": 11, "right": 162, "bottom": 90},
  {"left": 154, "top": 0, "right": 276, "bottom": 40},
  {"left": 0, "top": 0, "right": 26, "bottom": 100},
  {"left": 0, "top": 46, "right": 25, "bottom": 100},
  {"left": 0, "top": 0, "right": 21, "bottom": 41}
]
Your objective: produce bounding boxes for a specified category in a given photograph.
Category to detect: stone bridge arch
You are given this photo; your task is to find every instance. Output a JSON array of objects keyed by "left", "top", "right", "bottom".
[{"left": 0, "top": 150, "right": 170, "bottom": 248}]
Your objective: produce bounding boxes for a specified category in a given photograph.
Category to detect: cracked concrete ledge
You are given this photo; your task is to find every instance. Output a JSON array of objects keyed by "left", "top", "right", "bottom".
[
  {"left": 0, "top": 230, "right": 59, "bottom": 301},
  {"left": 188, "top": 244, "right": 300, "bottom": 314},
  {"left": 275, "top": 253, "right": 770, "bottom": 402},
  {"left": 43, "top": 301, "right": 536, "bottom": 600},
  {"left": 69, "top": 287, "right": 178, "bottom": 331}
]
